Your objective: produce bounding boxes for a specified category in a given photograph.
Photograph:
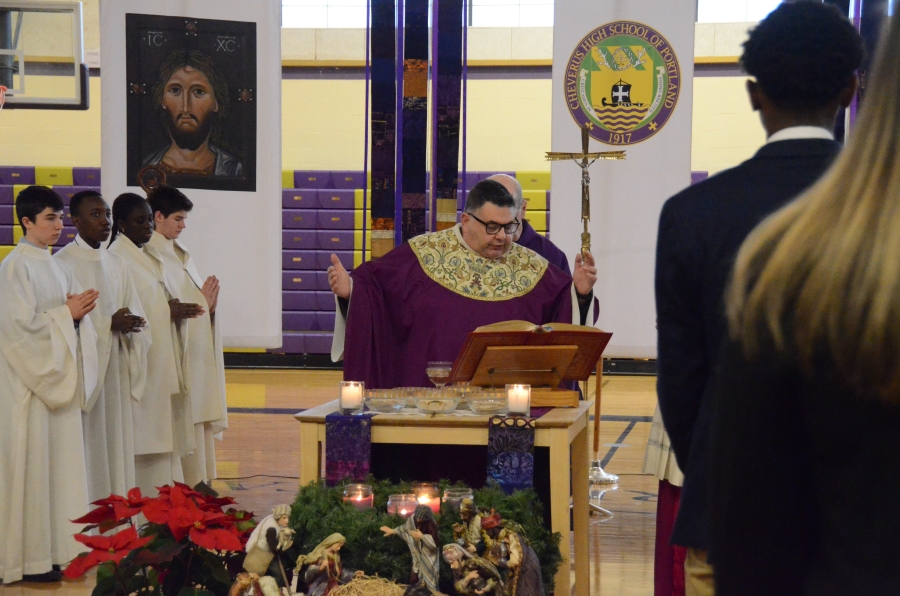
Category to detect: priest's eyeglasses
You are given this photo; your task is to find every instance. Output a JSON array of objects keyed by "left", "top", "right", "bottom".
[{"left": 467, "top": 213, "right": 520, "bottom": 235}]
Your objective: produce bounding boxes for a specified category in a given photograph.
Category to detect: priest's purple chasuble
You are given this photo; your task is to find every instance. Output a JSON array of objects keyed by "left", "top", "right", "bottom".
[{"left": 343, "top": 225, "right": 574, "bottom": 388}]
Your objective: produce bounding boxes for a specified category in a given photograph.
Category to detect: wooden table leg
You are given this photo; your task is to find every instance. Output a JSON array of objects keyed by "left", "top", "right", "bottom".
[
  {"left": 549, "top": 428, "right": 571, "bottom": 596},
  {"left": 299, "top": 421, "right": 320, "bottom": 485},
  {"left": 572, "top": 423, "right": 590, "bottom": 596}
]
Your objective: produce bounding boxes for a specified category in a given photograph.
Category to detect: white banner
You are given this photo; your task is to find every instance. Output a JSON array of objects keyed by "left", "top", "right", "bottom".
[
  {"left": 551, "top": 1, "right": 695, "bottom": 358},
  {"left": 100, "top": 0, "right": 282, "bottom": 347}
]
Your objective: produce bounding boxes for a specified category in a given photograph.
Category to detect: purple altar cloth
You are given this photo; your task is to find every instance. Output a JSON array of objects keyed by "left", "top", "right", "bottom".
[{"left": 325, "top": 412, "right": 375, "bottom": 485}]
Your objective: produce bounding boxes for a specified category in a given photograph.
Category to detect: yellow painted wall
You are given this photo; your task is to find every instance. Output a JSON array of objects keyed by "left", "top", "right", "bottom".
[{"left": 0, "top": 75, "right": 764, "bottom": 176}]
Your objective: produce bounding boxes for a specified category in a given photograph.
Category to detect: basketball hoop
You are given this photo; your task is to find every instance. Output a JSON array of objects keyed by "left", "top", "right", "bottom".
[{"left": 0, "top": 86, "right": 7, "bottom": 111}]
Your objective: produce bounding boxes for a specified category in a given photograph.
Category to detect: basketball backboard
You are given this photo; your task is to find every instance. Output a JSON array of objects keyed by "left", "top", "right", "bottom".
[{"left": 0, "top": 1, "right": 88, "bottom": 109}]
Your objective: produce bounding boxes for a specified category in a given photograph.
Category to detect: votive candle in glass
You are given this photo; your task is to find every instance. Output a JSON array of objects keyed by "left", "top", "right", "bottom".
[
  {"left": 412, "top": 481, "right": 441, "bottom": 514},
  {"left": 506, "top": 384, "right": 531, "bottom": 416},
  {"left": 342, "top": 483, "right": 374, "bottom": 510},
  {"left": 387, "top": 494, "right": 418, "bottom": 518},
  {"left": 340, "top": 381, "right": 365, "bottom": 414},
  {"left": 442, "top": 487, "right": 474, "bottom": 513}
]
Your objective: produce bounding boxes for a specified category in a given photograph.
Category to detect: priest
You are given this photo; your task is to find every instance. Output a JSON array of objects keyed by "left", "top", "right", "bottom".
[
  {"left": 0, "top": 186, "right": 99, "bottom": 584},
  {"left": 55, "top": 190, "right": 150, "bottom": 500},
  {"left": 147, "top": 185, "right": 227, "bottom": 487},
  {"left": 329, "top": 179, "right": 597, "bottom": 387}
]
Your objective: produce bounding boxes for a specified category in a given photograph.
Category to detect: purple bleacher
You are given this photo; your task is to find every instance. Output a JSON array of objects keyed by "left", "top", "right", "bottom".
[
  {"left": 318, "top": 189, "right": 355, "bottom": 210},
  {"left": 282, "top": 189, "right": 319, "bottom": 209},
  {"left": 0, "top": 167, "right": 35, "bottom": 185},
  {"left": 0, "top": 205, "right": 11, "bottom": 225},
  {"left": 0, "top": 225, "right": 12, "bottom": 244},
  {"left": 294, "top": 170, "right": 333, "bottom": 189},
  {"left": 0, "top": 185, "right": 12, "bottom": 204},
  {"left": 282, "top": 229, "right": 318, "bottom": 250},
  {"left": 316, "top": 312, "right": 336, "bottom": 331},
  {"left": 691, "top": 171, "right": 709, "bottom": 186},
  {"left": 283, "top": 291, "right": 319, "bottom": 311},
  {"left": 282, "top": 270, "right": 327, "bottom": 291},
  {"left": 332, "top": 171, "right": 366, "bottom": 190},
  {"left": 316, "top": 250, "right": 353, "bottom": 271},
  {"left": 54, "top": 186, "right": 97, "bottom": 206},
  {"left": 318, "top": 209, "right": 355, "bottom": 230},
  {"left": 278, "top": 332, "right": 305, "bottom": 354},
  {"left": 283, "top": 312, "right": 318, "bottom": 331},
  {"left": 72, "top": 167, "right": 101, "bottom": 186},
  {"left": 304, "top": 332, "right": 334, "bottom": 354},
  {"left": 464, "top": 171, "right": 482, "bottom": 191},
  {"left": 56, "top": 227, "right": 77, "bottom": 247},
  {"left": 283, "top": 250, "right": 318, "bottom": 270},
  {"left": 316, "top": 291, "right": 336, "bottom": 310},
  {"left": 317, "top": 230, "right": 355, "bottom": 251},
  {"left": 282, "top": 209, "right": 317, "bottom": 229}
]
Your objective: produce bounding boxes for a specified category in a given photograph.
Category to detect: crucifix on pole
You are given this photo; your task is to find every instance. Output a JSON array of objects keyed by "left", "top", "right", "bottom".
[
  {"left": 545, "top": 123, "right": 625, "bottom": 258},
  {"left": 547, "top": 123, "right": 624, "bottom": 489}
]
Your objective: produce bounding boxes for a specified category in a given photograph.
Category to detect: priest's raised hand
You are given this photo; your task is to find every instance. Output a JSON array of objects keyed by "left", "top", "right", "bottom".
[
  {"left": 168, "top": 298, "right": 205, "bottom": 320},
  {"left": 573, "top": 250, "right": 598, "bottom": 296},
  {"left": 66, "top": 288, "right": 99, "bottom": 321},
  {"left": 328, "top": 253, "right": 351, "bottom": 299},
  {"left": 110, "top": 307, "right": 146, "bottom": 333}
]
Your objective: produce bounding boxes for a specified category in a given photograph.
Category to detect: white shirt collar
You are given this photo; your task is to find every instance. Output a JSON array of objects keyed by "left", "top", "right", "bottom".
[
  {"left": 74, "top": 234, "right": 102, "bottom": 249},
  {"left": 766, "top": 126, "right": 835, "bottom": 144}
]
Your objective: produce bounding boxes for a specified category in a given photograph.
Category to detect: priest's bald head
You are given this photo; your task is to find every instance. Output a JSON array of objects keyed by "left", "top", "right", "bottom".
[{"left": 460, "top": 179, "right": 521, "bottom": 260}]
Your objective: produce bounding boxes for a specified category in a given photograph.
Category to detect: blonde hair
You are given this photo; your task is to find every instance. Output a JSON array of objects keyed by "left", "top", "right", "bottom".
[{"left": 727, "top": 15, "right": 900, "bottom": 403}]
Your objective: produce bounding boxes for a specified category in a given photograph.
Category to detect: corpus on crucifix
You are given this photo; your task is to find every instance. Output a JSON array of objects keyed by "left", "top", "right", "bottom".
[{"left": 545, "top": 123, "right": 625, "bottom": 258}]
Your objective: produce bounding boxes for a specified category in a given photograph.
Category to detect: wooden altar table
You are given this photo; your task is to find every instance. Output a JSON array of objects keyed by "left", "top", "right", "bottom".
[{"left": 295, "top": 401, "right": 592, "bottom": 596}]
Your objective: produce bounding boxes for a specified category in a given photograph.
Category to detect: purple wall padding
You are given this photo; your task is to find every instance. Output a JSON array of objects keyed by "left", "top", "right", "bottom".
[
  {"left": 294, "top": 170, "right": 334, "bottom": 189},
  {"left": 332, "top": 171, "right": 366, "bottom": 189},
  {"left": 282, "top": 230, "right": 318, "bottom": 250},
  {"left": 0, "top": 167, "right": 35, "bottom": 185},
  {"left": 282, "top": 209, "right": 317, "bottom": 229},
  {"left": 282, "top": 189, "right": 319, "bottom": 209},
  {"left": 283, "top": 291, "right": 319, "bottom": 311},
  {"left": 0, "top": 225, "right": 12, "bottom": 244},
  {"left": 72, "top": 167, "right": 101, "bottom": 186},
  {"left": 282, "top": 250, "right": 318, "bottom": 270}
]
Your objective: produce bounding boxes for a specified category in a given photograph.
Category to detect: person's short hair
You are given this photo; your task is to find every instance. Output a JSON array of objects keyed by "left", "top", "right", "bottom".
[
  {"left": 741, "top": 2, "right": 864, "bottom": 111},
  {"left": 69, "top": 189, "right": 104, "bottom": 220},
  {"left": 152, "top": 49, "right": 230, "bottom": 119},
  {"left": 15, "top": 185, "right": 64, "bottom": 234},
  {"left": 465, "top": 179, "right": 516, "bottom": 213},
  {"left": 147, "top": 185, "right": 194, "bottom": 218}
]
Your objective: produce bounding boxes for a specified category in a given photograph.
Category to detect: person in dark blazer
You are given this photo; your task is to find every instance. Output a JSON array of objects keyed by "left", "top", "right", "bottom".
[
  {"left": 710, "top": 13, "right": 900, "bottom": 594},
  {"left": 653, "top": 4, "right": 863, "bottom": 594}
]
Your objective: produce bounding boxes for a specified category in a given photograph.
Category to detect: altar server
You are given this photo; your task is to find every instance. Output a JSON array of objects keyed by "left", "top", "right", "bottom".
[
  {"left": 55, "top": 190, "right": 150, "bottom": 500},
  {"left": 147, "top": 185, "right": 226, "bottom": 486},
  {"left": 0, "top": 186, "right": 99, "bottom": 584},
  {"left": 108, "top": 193, "right": 195, "bottom": 493}
]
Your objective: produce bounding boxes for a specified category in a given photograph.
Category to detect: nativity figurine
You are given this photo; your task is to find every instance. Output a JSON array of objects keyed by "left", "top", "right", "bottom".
[
  {"left": 380, "top": 505, "right": 440, "bottom": 593},
  {"left": 244, "top": 504, "right": 296, "bottom": 590},
  {"left": 442, "top": 544, "right": 504, "bottom": 596},
  {"left": 296, "top": 533, "right": 364, "bottom": 596},
  {"left": 481, "top": 513, "right": 543, "bottom": 596}
]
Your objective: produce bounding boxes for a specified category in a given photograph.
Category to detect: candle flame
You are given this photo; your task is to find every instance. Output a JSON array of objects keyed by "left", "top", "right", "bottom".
[
  {"left": 417, "top": 496, "right": 429, "bottom": 504},
  {"left": 400, "top": 509, "right": 408, "bottom": 515},
  {"left": 356, "top": 495, "right": 362, "bottom": 501}
]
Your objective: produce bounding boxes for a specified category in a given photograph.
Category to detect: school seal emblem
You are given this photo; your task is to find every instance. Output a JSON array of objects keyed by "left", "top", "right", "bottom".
[{"left": 564, "top": 21, "right": 681, "bottom": 145}]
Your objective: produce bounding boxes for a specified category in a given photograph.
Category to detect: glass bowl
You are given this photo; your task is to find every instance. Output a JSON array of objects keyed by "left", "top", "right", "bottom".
[
  {"left": 415, "top": 390, "right": 460, "bottom": 414},
  {"left": 364, "top": 396, "right": 406, "bottom": 413},
  {"left": 467, "top": 394, "right": 508, "bottom": 415}
]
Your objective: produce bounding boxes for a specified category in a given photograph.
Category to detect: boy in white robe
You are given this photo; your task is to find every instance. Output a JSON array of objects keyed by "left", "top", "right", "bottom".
[
  {"left": 147, "top": 185, "right": 227, "bottom": 487},
  {"left": 108, "top": 193, "right": 200, "bottom": 493},
  {"left": 0, "top": 186, "right": 99, "bottom": 584},
  {"left": 55, "top": 191, "right": 151, "bottom": 500}
]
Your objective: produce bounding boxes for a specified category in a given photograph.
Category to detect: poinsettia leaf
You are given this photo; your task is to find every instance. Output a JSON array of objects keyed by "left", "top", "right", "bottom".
[
  {"left": 190, "top": 527, "right": 244, "bottom": 552},
  {"left": 142, "top": 500, "right": 171, "bottom": 524},
  {"left": 192, "top": 481, "right": 219, "bottom": 498},
  {"left": 63, "top": 552, "right": 102, "bottom": 578},
  {"left": 131, "top": 540, "right": 187, "bottom": 566},
  {"left": 235, "top": 520, "right": 256, "bottom": 534},
  {"left": 71, "top": 507, "right": 115, "bottom": 524},
  {"left": 98, "top": 517, "right": 131, "bottom": 535},
  {"left": 178, "top": 587, "right": 216, "bottom": 596},
  {"left": 91, "top": 575, "right": 118, "bottom": 596},
  {"left": 96, "top": 561, "right": 115, "bottom": 582}
]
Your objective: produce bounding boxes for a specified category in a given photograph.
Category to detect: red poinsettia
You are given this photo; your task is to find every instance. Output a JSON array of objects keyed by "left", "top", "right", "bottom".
[
  {"left": 143, "top": 483, "right": 243, "bottom": 551},
  {"left": 63, "top": 526, "right": 153, "bottom": 578}
]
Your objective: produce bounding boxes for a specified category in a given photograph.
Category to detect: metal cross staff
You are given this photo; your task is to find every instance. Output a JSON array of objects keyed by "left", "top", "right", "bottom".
[
  {"left": 547, "top": 123, "right": 625, "bottom": 493},
  {"left": 545, "top": 123, "right": 625, "bottom": 258}
]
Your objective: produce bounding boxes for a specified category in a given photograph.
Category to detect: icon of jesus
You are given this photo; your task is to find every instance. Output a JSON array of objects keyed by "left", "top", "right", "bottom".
[{"left": 142, "top": 48, "right": 243, "bottom": 177}]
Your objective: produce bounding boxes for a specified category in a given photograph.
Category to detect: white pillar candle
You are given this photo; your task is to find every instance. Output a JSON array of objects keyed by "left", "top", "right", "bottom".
[
  {"left": 506, "top": 384, "right": 531, "bottom": 415},
  {"left": 340, "top": 381, "right": 364, "bottom": 412}
]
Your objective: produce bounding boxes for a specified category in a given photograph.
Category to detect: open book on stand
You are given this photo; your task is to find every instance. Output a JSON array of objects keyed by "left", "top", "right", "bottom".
[{"left": 448, "top": 320, "right": 613, "bottom": 407}]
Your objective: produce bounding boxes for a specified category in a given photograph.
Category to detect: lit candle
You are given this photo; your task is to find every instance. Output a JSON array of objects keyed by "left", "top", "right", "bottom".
[
  {"left": 340, "top": 381, "right": 364, "bottom": 413},
  {"left": 387, "top": 494, "right": 418, "bottom": 518},
  {"left": 412, "top": 482, "right": 441, "bottom": 514},
  {"left": 342, "top": 483, "right": 374, "bottom": 510},
  {"left": 506, "top": 384, "right": 531, "bottom": 415}
]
